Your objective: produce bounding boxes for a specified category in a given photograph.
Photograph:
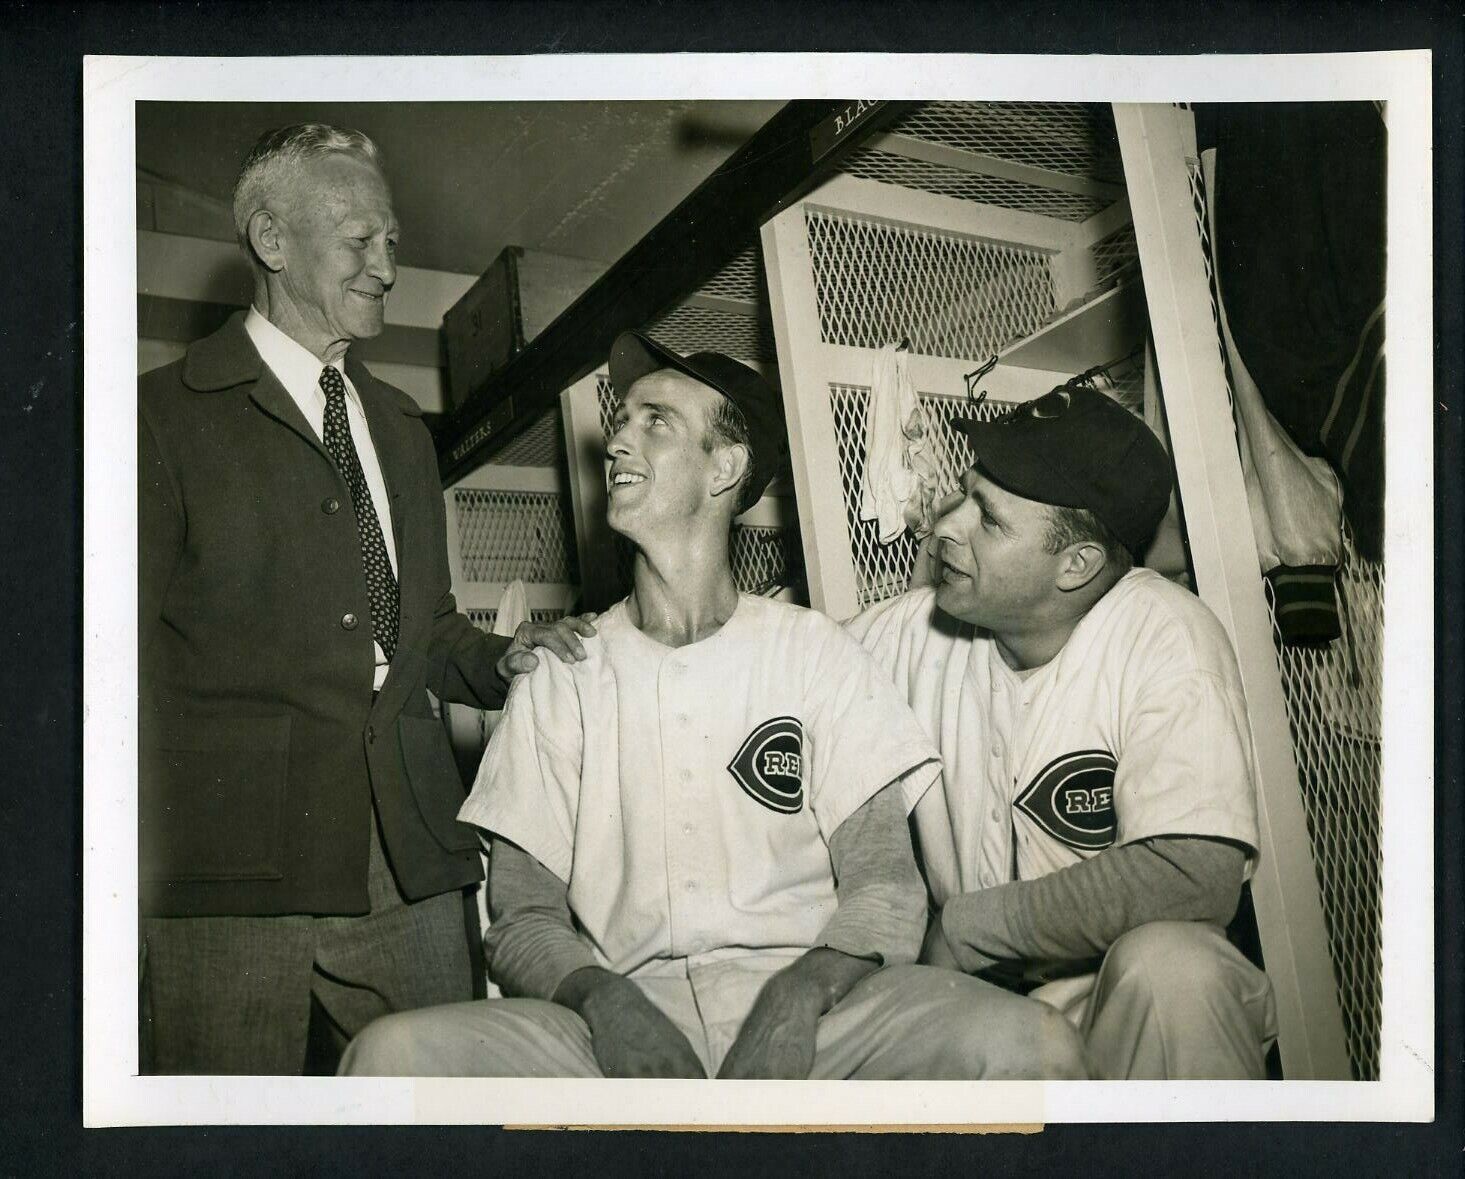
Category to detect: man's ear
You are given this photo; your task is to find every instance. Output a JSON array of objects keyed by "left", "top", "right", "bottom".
[
  {"left": 246, "top": 209, "right": 287, "bottom": 273},
  {"left": 1054, "top": 540, "right": 1108, "bottom": 592},
  {"left": 709, "top": 441, "right": 751, "bottom": 503}
]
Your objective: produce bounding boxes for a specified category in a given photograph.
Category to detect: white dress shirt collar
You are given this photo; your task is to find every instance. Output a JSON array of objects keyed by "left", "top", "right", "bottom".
[{"left": 243, "top": 307, "right": 361, "bottom": 431}]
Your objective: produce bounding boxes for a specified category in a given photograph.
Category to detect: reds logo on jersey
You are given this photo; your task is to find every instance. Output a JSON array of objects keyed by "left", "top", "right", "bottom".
[
  {"left": 728, "top": 716, "right": 805, "bottom": 814},
  {"left": 1014, "top": 749, "right": 1118, "bottom": 852}
]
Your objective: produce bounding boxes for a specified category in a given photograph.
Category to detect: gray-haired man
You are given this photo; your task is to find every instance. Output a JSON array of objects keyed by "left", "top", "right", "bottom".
[{"left": 138, "top": 124, "right": 591, "bottom": 1074}]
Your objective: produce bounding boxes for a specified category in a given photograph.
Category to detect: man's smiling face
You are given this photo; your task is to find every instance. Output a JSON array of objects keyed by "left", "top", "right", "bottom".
[
  {"left": 273, "top": 152, "right": 399, "bottom": 350},
  {"left": 605, "top": 369, "right": 727, "bottom": 542}
]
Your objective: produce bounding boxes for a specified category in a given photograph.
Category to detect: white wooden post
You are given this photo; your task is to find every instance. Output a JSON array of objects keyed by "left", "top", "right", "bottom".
[
  {"left": 762, "top": 206, "right": 862, "bottom": 619},
  {"left": 561, "top": 373, "right": 619, "bottom": 611},
  {"left": 1114, "top": 101, "right": 1352, "bottom": 1079},
  {"left": 442, "top": 483, "right": 467, "bottom": 591}
]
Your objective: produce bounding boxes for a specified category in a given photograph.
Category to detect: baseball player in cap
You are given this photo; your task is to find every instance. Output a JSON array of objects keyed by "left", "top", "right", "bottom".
[
  {"left": 845, "top": 380, "right": 1278, "bottom": 1079},
  {"left": 340, "top": 334, "right": 1086, "bottom": 1079}
]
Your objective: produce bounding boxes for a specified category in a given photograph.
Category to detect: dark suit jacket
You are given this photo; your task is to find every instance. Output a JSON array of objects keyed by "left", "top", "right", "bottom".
[{"left": 138, "top": 312, "right": 510, "bottom": 917}]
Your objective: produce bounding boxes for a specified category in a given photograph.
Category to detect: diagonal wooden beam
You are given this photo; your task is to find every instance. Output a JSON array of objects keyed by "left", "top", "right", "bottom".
[{"left": 436, "top": 99, "right": 918, "bottom": 484}]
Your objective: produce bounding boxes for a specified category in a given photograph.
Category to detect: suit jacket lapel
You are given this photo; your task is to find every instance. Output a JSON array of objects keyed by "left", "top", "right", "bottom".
[
  {"left": 182, "top": 310, "right": 334, "bottom": 466},
  {"left": 353, "top": 366, "right": 411, "bottom": 553},
  {"left": 246, "top": 366, "right": 334, "bottom": 465}
]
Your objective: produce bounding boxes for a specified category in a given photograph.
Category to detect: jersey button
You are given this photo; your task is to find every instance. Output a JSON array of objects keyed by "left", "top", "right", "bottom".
[
  {"left": 341, "top": 612, "right": 359, "bottom": 631},
  {"left": 322, "top": 496, "right": 341, "bottom": 514},
  {"left": 990, "top": 743, "right": 1003, "bottom": 759}
]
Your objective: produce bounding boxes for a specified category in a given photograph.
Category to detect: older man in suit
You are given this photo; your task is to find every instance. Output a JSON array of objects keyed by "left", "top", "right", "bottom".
[{"left": 138, "top": 124, "right": 591, "bottom": 1074}]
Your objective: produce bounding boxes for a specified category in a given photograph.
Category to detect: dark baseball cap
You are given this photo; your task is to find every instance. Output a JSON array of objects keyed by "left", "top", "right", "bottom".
[
  {"left": 953, "top": 385, "right": 1173, "bottom": 555},
  {"left": 609, "top": 330, "right": 790, "bottom": 503}
]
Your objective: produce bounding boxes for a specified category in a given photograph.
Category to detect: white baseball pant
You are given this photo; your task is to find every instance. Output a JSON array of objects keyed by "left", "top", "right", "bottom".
[
  {"left": 1028, "top": 922, "right": 1278, "bottom": 1079},
  {"left": 340, "top": 958, "right": 1088, "bottom": 1079}
]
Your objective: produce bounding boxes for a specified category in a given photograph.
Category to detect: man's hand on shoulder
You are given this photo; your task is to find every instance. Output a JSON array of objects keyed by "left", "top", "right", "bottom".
[
  {"left": 554, "top": 966, "right": 706, "bottom": 1079},
  {"left": 495, "top": 613, "right": 598, "bottom": 680}
]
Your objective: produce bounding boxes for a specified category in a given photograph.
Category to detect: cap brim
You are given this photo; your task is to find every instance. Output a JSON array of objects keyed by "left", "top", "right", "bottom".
[
  {"left": 608, "top": 330, "right": 786, "bottom": 504},
  {"left": 610, "top": 331, "right": 728, "bottom": 404}
]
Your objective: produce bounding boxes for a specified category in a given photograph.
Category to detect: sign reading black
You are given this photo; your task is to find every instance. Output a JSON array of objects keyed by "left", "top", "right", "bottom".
[
  {"left": 1014, "top": 749, "right": 1118, "bottom": 852},
  {"left": 808, "top": 100, "right": 886, "bottom": 164}
]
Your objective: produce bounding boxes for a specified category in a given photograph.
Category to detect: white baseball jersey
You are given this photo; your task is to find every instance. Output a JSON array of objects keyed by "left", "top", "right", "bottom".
[
  {"left": 845, "top": 569, "right": 1259, "bottom": 907},
  {"left": 458, "top": 592, "right": 940, "bottom": 984}
]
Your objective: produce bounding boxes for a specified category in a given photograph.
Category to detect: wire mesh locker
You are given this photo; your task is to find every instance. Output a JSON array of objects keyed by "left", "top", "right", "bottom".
[
  {"left": 452, "top": 487, "right": 578, "bottom": 585},
  {"left": 764, "top": 99, "right": 1360, "bottom": 1079},
  {"left": 764, "top": 111, "right": 1124, "bottom": 618},
  {"left": 444, "top": 462, "right": 580, "bottom": 619},
  {"left": 439, "top": 454, "right": 582, "bottom": 770},
  {"left": 1182, "top": 130, "right": 1383, "bottom": 1080},
  {"left": 1264, "top": 533, "right": 1383, "bottom": 1078}
]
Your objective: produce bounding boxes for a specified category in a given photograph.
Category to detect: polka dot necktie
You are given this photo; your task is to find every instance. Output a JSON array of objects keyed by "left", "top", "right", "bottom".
[{"left": 320, "top": 365, "right": 400, "bottom": 661}]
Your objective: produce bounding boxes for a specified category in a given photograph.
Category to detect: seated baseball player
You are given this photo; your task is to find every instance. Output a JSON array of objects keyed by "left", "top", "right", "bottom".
[
  {"left": 339, "top": 333, "right": 1086, "bottom": 1079},
  {"left": 845, "top": 380, "right": 1279, "bottom": 1080}
]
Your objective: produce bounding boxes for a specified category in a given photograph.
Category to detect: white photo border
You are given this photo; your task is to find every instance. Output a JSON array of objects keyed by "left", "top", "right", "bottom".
[{"left": 82, "top": 50, "right": 1435, "bottom": 1127}]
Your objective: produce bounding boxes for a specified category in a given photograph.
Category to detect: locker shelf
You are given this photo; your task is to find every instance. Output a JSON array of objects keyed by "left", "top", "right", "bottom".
[{"left": 999, "top": 279, "right": 1144, "bottom": 372}]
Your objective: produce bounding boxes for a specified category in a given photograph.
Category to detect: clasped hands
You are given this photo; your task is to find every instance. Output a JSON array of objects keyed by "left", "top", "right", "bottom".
[{"left": 555, "top": 960, "right": 829, "bottom": 1080}]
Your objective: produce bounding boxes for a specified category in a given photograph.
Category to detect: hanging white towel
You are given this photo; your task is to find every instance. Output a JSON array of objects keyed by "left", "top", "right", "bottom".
[
  {"left": 479, "top": 577, "right": 529, "bottom": 747},
  {"left": 860, "top": 344, "right": 942, "bottom": 543},
  {"left": 490, "top": 578, "right": 530, "bottom": 639}
]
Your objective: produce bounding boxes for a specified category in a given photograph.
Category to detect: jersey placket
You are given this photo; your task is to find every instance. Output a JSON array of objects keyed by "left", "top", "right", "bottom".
[
  {"left": 1004, "top": 655, "right": 1055, "bottom": 880},
  {"left": 659, "top": 646, "right": 708, "bottom": 960},
  {"left": 977, "top": 645, "right": 1024, "bottom": 889}
]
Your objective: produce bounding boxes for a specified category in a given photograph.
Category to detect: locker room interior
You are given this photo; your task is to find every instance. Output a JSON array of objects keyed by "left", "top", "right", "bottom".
[{"left": 135, "top": 98, "right": 1385, "bottom": 1081}]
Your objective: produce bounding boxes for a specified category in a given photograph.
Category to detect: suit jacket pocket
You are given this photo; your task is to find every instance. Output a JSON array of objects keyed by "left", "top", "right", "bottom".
[
  {"left": 140, "top": 714, "right": 292, "bottom": 882},
  {"left": 398, "top": 714, "right": 479, "bottom": 854}
]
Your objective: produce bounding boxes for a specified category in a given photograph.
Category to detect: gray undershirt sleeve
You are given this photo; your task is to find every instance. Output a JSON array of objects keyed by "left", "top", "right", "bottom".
[
  {"left": 482, "top": 835, "right": 599, "bottom": 1001},
  {"left": 817, "top": 783, "right": 929, "bottom": 966},
  {"left": 939, "top": 835, "right": 1247, "bottom": 976}
]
